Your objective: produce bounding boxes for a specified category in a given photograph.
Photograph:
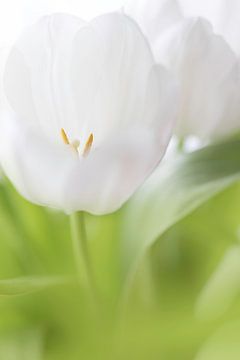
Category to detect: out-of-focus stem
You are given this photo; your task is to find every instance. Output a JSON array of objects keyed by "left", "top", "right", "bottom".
[
  {"left": 177, "top": 137, "right": 185, "bottom": 152},
  {"left": 70, "top": 212, "right": 97, "bottom": 302}
]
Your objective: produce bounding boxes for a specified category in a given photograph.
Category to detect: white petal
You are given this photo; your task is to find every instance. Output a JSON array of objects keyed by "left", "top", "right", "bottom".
[
  {"left": 65, "top": 63, "right": 178, "bottom": 214},
  {"left": 0, "top": 112, "right": 76, "bottom": 209},
  {"left": 0, "top": 113, "right": 171, "bottom": 215},
  {"left": 0, "top": 68, "right": 177, "bottom": 214},
  {"left": 125, "top": 0, "right": 183, "bottom": 43},
  {"left": 65, "top": 64, "right": 178, "bottom": 214},
  {"left": 128, "top": 0, "right": 240, "bottom": 57},
  {"left": 64, "top": 126, "right": 166, "bottom": 215},
  {"left": 70, "top": 13, "right": 155, "bottom": 145},
  {"left": 0, "top": 47, "right": 11, "bottom": 109},
  {"left": 4, "top": 48, "right": 39, "bottom": 129},
  {"left": 177, "top": 0, "right": 224, "bottom": 25},
  {"left": 4, "top": 14, "right": 85, "bottom": 142},
  {"left": 0, "top": 12, "right": 177, "bottom": 214},
  {"left": 143, "top": 64, "right": 179, "bottom": 142},
  {"left": 154, "top": 17, "right": 239, "bottom": 139},
  {"left": 178, "top": 0, "right": 240, "bottom": 55}
]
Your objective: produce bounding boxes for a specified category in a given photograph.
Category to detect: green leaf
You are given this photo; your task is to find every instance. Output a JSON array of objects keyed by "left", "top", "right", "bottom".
[
  {"left": 0, "top": 329, "right": 43, "bottom": 360},
  {"left": 196, "top": 245, "right": 240, "bottom": 320},
  {"left": 0, "top": 276, "right": 71, "bottom": 296},
  {"left": 122, "top": 139, "right": 240, "bottom": 282}
]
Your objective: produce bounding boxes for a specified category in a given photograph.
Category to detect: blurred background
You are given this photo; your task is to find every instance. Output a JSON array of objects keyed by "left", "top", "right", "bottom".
[
  {"left": 1, "top": 157, "right": 240, "bottom": 360},
  {"left": 0, "top": 1, "right": 240, "bottom": 360}
]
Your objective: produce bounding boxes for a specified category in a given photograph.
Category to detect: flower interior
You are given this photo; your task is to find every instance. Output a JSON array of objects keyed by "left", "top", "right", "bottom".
[{"left": 61, "top": 128, "right": 94, "bottom": 157}]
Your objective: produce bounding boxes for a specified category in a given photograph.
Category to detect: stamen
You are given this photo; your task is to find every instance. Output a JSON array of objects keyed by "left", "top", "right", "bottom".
[
  {"left": 61, "top": 128, "right": 70, "bottom": 145},
  {"left": 61, "top": 128, "right": 93, "bottom": 157},
  {"left": 83, "top": 133, "right": 94, "bottom": 157}
]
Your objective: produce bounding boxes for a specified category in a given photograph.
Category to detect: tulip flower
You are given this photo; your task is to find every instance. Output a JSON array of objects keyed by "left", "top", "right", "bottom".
[
  {"left": 172, "top": 0, "right": 240, "bottom": 57},
  {"left": 126, "top": 0, "right": 240, "bottom": 140},
  {"left": 0, "top": 13, "right": 178, "bottom": 215}
]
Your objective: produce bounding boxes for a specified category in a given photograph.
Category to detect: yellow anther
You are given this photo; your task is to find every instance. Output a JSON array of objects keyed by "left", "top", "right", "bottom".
[
  {"left": 61, "top": 128, "right": 70, "bottom": 145},
  {"left": 61, "top": 128, "right": 93, "bottom": 157},
  {"left": 83, "top": 133, "right": 94, "bottom": 157}
]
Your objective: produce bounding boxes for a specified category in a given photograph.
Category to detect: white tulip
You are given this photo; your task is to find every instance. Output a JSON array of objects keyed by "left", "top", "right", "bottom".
[
  {"left": 0, "top": 13, "right": 178, "bottom": 215},
  {"left": 126, "top": 0, "right": 240, "bottom": 140},
  {"left": 125, "top": 0, "right": 183, "bottom": 46},
  {"left": 175, "top": 0, "right": 240, "bottom": 57}
]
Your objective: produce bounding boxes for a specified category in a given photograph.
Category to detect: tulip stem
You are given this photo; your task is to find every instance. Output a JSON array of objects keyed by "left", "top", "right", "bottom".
[
  {"left": 70, "top": 212, "right": 97, "bottom": 302},
  {"left": 177, "top": 138, "right": 185, "bottom": 152}
]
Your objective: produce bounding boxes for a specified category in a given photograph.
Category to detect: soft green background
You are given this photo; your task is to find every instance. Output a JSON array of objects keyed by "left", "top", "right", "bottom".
[{"left": 0, "top": 139, "right": 240, "bottom": 359}]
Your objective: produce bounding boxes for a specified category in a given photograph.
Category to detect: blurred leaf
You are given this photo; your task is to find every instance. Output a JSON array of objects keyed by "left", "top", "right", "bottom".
[
  {"left": 0, "top": 329, "right": 43, "bottom": 360},
  {"left": 0, "top": 276, "right": 72, "bottom": 296},
  {"left": 195, "top": 321, "right": 240, "bottom": 360},
  {"left": 0, "top": 178, "right": 74, "bottom": 277},
  {"left": 122, "top": 139, "right": 240, "bottom": 282},
  {"left": 148, "top": 184, "right": 240, "bottom": 310},
  {"left": 196, "top": 245, "right": 240, "bottom": 320}
]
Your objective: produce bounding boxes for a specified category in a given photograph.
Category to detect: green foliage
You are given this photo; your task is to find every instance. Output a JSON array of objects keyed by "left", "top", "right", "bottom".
[
  {"left": 122, "top": 139, "right": 240, "bottom": 281},
  {"left": 0, "top": 139, "right": 240, "bottom": 358}
]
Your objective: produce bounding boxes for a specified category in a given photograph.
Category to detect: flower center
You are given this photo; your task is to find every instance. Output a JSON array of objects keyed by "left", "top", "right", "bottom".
[{"left": 60, "top": 128, "right": 93, "bottom": 157}]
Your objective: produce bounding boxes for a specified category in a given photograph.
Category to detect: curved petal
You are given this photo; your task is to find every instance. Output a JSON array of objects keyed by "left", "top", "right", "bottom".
[
  {"left": 143, "top": 64, "right": 179, "bottom": 141},
  {"left": 4, "top": 14, "right": 86, "bottom": 142},
  {"left": 0, "top": 47, "right": 11, "bottom": 109},
  {"left": 4, "top": 48, "right": 40, "bottom": 130},
  {"left": 128, "top": 0, "right": 240, "bottom": 56},
  {"left": 125, "top": 0, "right": 183, "bottom": 43},
  {"left": 0, "top": 113, "right": 171, "bottom": 215},
  {"left": 0, "top": 12, "right": 177, "bottom": 215},
  {"left": 177, "top": 0, "right": 224, "bottom": 26},
  {"left": 0, "top": 112, "right": 76, "bottom": 208},
  {"left": 70, "top": 12, "right": 155, "bottom": 145},
  {"left": 178, "top": 0, "right": 240, "bottom": 55},
  {"left": 4, "top": 12, "right": 156, "bottom": 146},
  {"left": 64, "top": 126, "right": 167, "bottom": 215},
  {"left": 154, "top": 17, "right": 240, "bottom": 139},
  {"left": 65, "top": 64, "right": 178, "bottom": 214}
]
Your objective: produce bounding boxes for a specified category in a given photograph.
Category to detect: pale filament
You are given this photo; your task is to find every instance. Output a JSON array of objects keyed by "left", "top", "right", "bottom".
[{"left": 60, "top": 128, "right": 93, "bottom": 157}]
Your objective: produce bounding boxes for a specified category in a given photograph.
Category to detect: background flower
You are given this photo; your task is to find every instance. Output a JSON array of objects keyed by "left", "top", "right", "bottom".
[
  {"left": 125, "top": 0, "right": 240, "bottom": 140},
  {"left": 174, "top": 0, "right": 240, "bottom": 56}
]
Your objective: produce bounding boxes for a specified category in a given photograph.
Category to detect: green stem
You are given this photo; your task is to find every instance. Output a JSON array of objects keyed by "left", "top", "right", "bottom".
[
  {"left": 177, "top": 137, "right": 185, "bottom": 152},
  {"left": 70, "top": 212, "right": 97, "bottom": 301}
]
